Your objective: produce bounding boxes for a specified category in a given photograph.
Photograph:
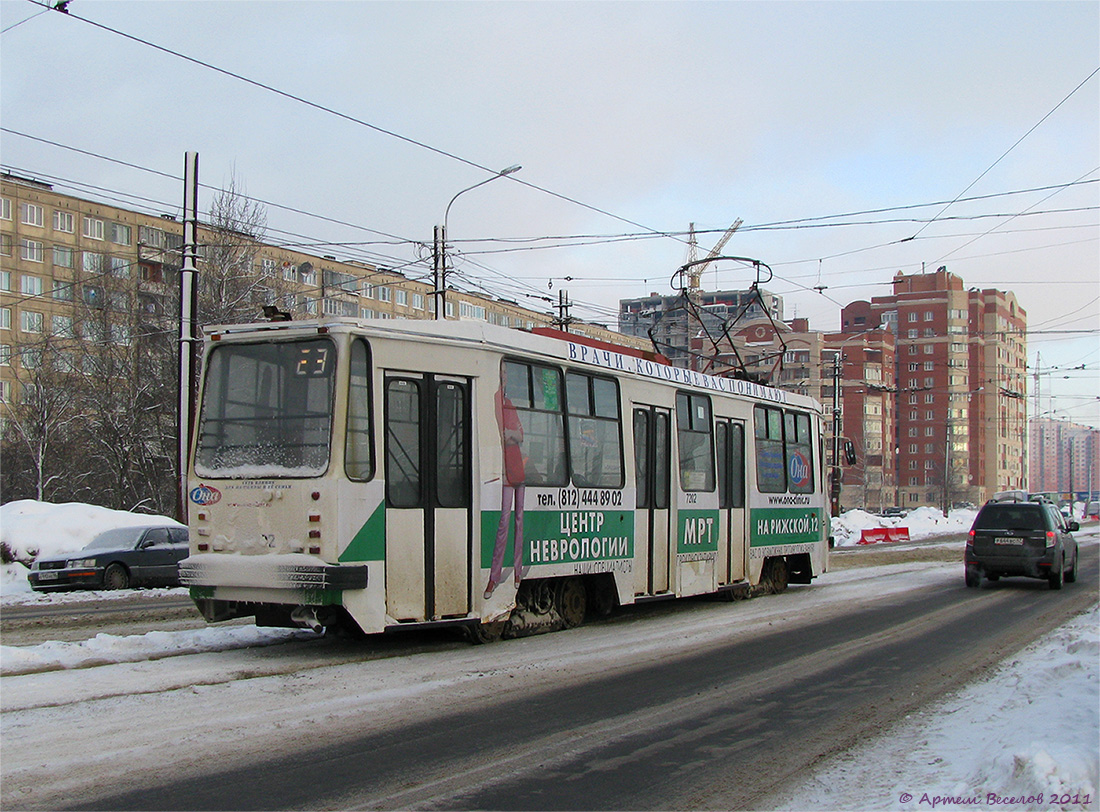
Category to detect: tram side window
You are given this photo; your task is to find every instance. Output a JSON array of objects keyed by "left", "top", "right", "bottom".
[
  {"left": 385, "top": 379, "right": 421, "bottom": 507},
  {"left": 785, "top": 411, "right": 815, "bottom": 494},
  {"left": 435, "top": 382, "right": 469, "bottom": 508},
  {"left": 565, "top": 372, "right": 623, "bottom": 488},
  {"left": 676, "top": 392, "right": 714, "bottom": 492},
  {"left": 633, "top": 412, "right": 650, "bottom": 508},
  {"left": 501, "top": 361, "right": 567, "bottom": 487},
  {"left": 345, "top": 339, "right": 373, "bottom": 480},
  {"left": 716, "top": 421, "right": 745, "bottom": 509},
  {"left": 754, "top": 406, "right": 786, "bottom": 493}
]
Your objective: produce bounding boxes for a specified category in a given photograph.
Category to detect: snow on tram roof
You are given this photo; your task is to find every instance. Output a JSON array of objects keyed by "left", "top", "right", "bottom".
[{"left": 203, "top": 317, "right": 823, "bottom": 414}]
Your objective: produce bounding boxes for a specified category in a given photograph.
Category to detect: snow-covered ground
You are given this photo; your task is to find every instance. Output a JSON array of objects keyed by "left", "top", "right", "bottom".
[
  {"left": 1, "top": 500, "right": 1097, "bottom": 810},
  {"left": 0, "top": 499, "right": 181, "bottom": 564},
  {"left": 770, "top": 605, "right": 1099, "bottom": 811},
  {"left": 831, "top": 505, "right": 976, "bottom": 546}
]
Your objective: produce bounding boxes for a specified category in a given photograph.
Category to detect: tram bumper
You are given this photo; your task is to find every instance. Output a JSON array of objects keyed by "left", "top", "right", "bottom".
[{"left": 180, "top": 553, "right": 368, "bottom": 625}]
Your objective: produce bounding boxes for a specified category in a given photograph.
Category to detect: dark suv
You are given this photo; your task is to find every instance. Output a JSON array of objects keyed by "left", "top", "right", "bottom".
[{"left": 965, "top": 498, "right": 1079, "bottom": 589}]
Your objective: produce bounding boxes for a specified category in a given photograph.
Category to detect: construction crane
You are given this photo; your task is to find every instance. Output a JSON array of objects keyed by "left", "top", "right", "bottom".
[{"left": 686, "top": 219, "right": 743, "bottom": 291}]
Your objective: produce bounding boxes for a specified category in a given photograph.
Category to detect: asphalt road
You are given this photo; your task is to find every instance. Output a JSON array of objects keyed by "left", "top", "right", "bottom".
[{"left": 74, "top": 545, "right": 1098, "bottom": 812}]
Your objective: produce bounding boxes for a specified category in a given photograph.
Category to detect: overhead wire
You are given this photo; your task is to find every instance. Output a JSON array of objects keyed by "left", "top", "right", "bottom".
[
  {"left": 908, "top": 65, "right": 1100, "bottom": 241},
  {"left": 0, "top": 6, "right": 48, "bottom": 34},
  {"left": 6, "top": 129, "right": 1097, "bottom": 307},
  {"left": 1, "top": 163, "right": 427, "bottom": 273},
  {"left": 15, "top": 1, "right": 691, "bottom": 249},
  {"left": 4, "top": 46, "right": 1096, "bottom": 349},
  {"left": 930, "top": 167, "right": 1100, "bottom": 267}
]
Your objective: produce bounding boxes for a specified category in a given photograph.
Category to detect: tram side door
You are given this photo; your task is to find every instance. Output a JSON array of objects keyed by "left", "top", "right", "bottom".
[
  {"left": 716, "top": 419, "right": 747, "bottom": 584},
  {"left": 383, "top": 373, "right": 471, "bottom": 623},
  {"left": 633, "top": 406, "right": 672, "bottom": 595}
]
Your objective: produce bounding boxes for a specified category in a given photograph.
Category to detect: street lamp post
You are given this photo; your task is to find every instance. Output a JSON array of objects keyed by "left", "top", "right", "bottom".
[{"left": 434, "top": 164, "right": 521, "bottom": 320}]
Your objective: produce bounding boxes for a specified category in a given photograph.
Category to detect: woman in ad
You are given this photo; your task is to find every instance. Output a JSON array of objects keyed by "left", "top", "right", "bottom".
[{"left": 485, "top": 363, "right": 525, "bottom": 598}]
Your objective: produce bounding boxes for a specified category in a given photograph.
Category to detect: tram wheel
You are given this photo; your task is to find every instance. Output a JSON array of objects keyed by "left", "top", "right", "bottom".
[
  {"left": 556, "top": 577, "right": 587, "bottom": 628},
  {"left": 468, "top": 620, "right": 506, "bottom": 644},
  {"left": 528, "top": 580, "right": 554, "bottom": 615},
  {"left": 762, "top": 557, "right": 789, "bottom": 594}
]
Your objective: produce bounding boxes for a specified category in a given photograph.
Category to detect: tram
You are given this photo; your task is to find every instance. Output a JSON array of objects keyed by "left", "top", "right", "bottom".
[{"left": 180, "top": 318, "right": 830, "bottom": 640}]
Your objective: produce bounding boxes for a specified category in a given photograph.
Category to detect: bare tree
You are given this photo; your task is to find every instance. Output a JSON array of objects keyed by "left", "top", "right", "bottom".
[
  {"left": 1, "top": 335, "right": 84, "bottom": 502},
  {"left": 197, "top": 175, "right": 288, "bottom": 325},
  {"left": 1, "top": 174, "right": 282, "bottom": 515},
  {"left": 67, "top": 256, "right": 176, "bottom": 511}
]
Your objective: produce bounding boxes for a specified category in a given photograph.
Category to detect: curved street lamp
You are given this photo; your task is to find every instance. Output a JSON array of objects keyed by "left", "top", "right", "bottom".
[{"left": 434, "top": 165, "right": 522, "bottom": 320}]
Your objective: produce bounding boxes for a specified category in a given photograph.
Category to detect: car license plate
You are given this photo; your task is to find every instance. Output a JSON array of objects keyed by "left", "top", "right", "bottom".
[
  {"left": 994, "top": 537, "right": 1024, "bottom": 545},
  {"left": 38, "top": 571, "right": 59, "bottom": 580}
]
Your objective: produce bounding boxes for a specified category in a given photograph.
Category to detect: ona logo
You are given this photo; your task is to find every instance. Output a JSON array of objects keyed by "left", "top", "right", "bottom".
[
  {"left": 788, "top": 452, "right": 810, "bottom": 487},
  {"left": 189, "top": 484, "right": 222, "bottom": 505}
]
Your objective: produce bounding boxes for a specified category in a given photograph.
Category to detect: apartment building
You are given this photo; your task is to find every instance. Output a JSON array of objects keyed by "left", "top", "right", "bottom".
[
  {"left": 822, "top": 328, "right": 897, "bottom": 512},
  {"left": 619, "top": 287, "right": 784, "bottom": 368},
  {"left": 0, "top": 173, "right": 640, "bottom": 423},
  {"left": 623, "top": 268, "right": 1027, "bottom": 512},
  {"left": 842, "top": 267, "right": 1028, "bottom": 508},
  {"left": 1030, "top": 418, "right": 1100, "bottom": 497}
]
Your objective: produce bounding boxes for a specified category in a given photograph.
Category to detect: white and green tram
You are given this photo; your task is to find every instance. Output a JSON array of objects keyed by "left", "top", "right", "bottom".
[{"left": 181, "top": 318, "right": 829, "bottom": 640}]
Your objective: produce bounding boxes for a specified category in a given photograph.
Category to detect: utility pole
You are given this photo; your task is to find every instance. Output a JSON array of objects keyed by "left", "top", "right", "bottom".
[
  {"left": 177, "top": 152, "right": 199, "bottom": 523},
  {"left": 831, "top": 350, "right": 842, "bottom": 516},
  {"left": 943, "top": 414, "right": 952, "bottom": 516},
  {"left": 555, "top": 290, "right": 574, "bottom": 332},
  {"left": 1034, "top": 351, "right": 1043, "bottom": 491},
  {"left": 436, "top": 165, "right": 521, "bottom": 322},
  {"left": 432, "top": 224, "right": 445, "bottom": 320}
]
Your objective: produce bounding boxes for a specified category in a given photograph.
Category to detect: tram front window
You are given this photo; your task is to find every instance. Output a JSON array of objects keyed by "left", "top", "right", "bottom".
[{"left": 195, "top": 338, "right": 336, "bottom": 477}]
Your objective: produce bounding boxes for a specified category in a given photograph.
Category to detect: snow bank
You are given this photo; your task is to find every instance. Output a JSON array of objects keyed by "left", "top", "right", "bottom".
[
  {"left": 0, "top": 499, "right": 181, "bottom": 565},
  {"left": 832, "top": 506, "right": 977, "bottom": 547},
  {"left": 774, "top": 607, "right": 1099, "bottom": 811},
  {"left": 1, "top": 562, "right": 33, "bottom": 596},
  {"left": 0, "top": 625, "right": 311, "bottom": 675}
]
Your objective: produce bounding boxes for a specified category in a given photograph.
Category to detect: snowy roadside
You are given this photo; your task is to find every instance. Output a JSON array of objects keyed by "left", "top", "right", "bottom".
[
  {"left": 768, "top": 606, "right": 1099, "bottom": 812},
  {"left": 2, "top": 499, "right": 1097, "bottom": 812},
  {"left": 1, "top": 546, "right": 1096, "bottom": 811}
]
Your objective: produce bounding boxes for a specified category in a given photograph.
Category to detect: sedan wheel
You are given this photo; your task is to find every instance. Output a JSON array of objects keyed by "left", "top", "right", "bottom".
[{"left": 103, "top": 563, "right": 130, "bottom": 590}]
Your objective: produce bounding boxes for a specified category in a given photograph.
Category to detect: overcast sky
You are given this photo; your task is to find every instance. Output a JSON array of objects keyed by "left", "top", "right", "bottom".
[{"left": 2, "top": 0, "right": 1097, "bottom": 428}]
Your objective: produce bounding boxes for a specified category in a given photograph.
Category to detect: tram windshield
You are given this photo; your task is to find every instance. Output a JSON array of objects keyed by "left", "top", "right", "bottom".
[{"left": 194, "top": 338, "right": 336, "bottom": 478}]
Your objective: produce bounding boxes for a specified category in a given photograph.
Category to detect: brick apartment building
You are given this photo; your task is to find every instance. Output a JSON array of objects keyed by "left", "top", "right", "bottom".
[
  {"left": 674, "top": 268, "right": 1026, "bottom": 512},
  {"left": 841, "top": 267, "right": 1028, "bottom": 508}
]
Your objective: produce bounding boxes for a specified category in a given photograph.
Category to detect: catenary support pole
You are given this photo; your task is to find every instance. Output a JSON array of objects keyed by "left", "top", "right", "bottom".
[
  {"left": 177, "top": 152, "right": 199, "bottom": 522},
  {"left": 433, "top": 224, "right": 444, "bottom": 320},
  {"left": 831, "top": 350, "right": 842, "bottom": 516}
]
